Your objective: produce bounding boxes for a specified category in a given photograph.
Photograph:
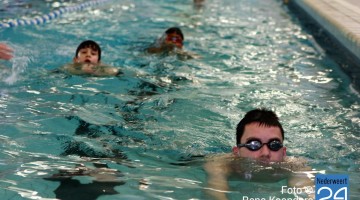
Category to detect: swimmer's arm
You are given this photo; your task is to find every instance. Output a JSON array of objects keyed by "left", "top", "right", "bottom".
[
  {"left": 286, "top": 156, "right": 313, "bottom": 187},
  {"left": 146, "top": 43, "right": 176, "bottom": 54},
  {"left": 146, "top": 44, "right": 200, "bottom": 59},
  {"left": 288, "top": 170, "right": 313, "bottom": 187},
  {"left": 204, "top": 158, "right": 231, "bottom": 200},
  {"left": 288, "top": 171, "right": 315, "bottom": 198},
  {"left": 146, "top": 46, "right": 163, "bottom": 54},
  {"left": 146, "top": 46, "right": 173, "bottom": 54},
  {"left": 174, "top": 49, "right": 201, "bottom": 59},
  {"left": 92, "top": 64, "right": 122, "bottom": 76}
]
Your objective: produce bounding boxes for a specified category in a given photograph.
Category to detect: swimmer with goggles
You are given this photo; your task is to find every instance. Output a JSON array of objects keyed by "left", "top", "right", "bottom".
[{"left": 237, "top": 139, "right": 283, "bottom": 151}]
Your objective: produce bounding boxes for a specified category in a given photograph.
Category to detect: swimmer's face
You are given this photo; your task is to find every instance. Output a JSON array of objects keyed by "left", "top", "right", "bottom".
[
  {"left": 233, "top": 122, "right": 286, "bottom": 162},
  {"left": 164, "top": 33, "right": 183, "bottom": 49},
  {"left": 74, "top": 47, "right": 100, "bottom": 64}
]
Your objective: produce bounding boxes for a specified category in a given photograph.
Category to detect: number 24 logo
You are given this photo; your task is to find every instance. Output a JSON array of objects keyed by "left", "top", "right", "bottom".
[{"left": 317, "top": 187, "right": 347, "bottom": 200}]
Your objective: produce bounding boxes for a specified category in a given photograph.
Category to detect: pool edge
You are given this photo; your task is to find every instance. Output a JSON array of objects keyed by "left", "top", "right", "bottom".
[{"left": 289, "top": 0, "right": 360, "bottom": 92}]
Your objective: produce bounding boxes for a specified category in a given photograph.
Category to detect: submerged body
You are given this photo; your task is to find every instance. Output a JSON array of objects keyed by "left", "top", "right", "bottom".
[
  {"left": 204, "top": 154, "right": 315, "bottom": 200},
  {"left": 61, "top": 63, "right": 120, "bottom": 77}
]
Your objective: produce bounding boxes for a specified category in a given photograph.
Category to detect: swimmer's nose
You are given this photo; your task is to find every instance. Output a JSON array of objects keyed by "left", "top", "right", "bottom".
[{"left": 259, "top": 144, "right": 270, "bottom": 159}]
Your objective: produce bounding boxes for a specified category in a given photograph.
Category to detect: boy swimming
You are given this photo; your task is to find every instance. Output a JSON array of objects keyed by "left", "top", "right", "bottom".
[
  {"left": 61, "top": 40, "right": 120, "bottom": 77},
  {"left": 146, "top": 27, "right": 200, "bottom": 59}
]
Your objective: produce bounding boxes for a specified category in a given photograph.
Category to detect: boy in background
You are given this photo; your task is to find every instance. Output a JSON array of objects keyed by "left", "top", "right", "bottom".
[
  {"left": 146, "top": 27, "right": 199, "bottom": 59},
  {"left": 61, "top": 40, "right": 120, "bottom": 76}
]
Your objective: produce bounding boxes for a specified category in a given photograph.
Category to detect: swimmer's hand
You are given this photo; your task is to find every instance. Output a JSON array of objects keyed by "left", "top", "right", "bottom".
[{"left": 0, "top": 43, "right": 13, "bottom": 60}]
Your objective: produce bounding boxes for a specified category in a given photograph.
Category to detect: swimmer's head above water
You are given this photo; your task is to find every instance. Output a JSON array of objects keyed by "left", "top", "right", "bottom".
[
  {"left": 233, "top": 108, "right": 286, "bottom": 162},
  {"left": 163, "top": 27, "right": 184, "bottom": 49},
  {"left": 73, "top": 40, "right": 102, "bottom": 64}
]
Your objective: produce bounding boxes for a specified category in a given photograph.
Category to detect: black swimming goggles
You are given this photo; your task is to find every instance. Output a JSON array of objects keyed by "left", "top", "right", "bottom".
[{"left": 237, "top": 139, "right": 283, "bottom": 151}]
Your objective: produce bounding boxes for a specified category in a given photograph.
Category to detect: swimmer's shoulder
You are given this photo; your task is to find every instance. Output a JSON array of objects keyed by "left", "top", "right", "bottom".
[
  {"left": 56, "top": 63, "right": 84, "bottom": 75},
  {"left": 54, "top": 63, "right": 121, "bottom": 77}
]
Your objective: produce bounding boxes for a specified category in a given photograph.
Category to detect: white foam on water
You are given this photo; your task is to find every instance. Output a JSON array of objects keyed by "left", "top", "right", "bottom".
[{"left": 3, "top": 56, "right": 29, "bottom": 85}]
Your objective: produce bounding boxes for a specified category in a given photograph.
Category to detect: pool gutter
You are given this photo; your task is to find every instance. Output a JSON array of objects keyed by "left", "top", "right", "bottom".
[{"left": 289, "top": 0, "right": 360, "bottom": 91}]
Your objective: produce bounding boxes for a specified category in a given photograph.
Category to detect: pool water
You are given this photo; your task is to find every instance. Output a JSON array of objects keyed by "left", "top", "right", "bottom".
[{"left": 0, "top": 0, "right": 359, "bottom": 199}]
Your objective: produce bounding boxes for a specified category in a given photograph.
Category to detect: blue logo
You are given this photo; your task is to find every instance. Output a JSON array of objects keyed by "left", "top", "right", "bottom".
[{"left": 315, "top": 174, "right": 349, "bottom": 200}]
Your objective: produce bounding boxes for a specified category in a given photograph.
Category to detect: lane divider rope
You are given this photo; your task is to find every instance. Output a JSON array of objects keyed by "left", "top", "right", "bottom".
[{"left": 0, "top": 0, "right": 111, "bottom": 28}]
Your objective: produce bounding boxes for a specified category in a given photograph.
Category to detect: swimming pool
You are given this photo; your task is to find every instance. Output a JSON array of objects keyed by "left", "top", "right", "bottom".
[{"left": 0, "top": 0, "right": 359, "bottom": 199}]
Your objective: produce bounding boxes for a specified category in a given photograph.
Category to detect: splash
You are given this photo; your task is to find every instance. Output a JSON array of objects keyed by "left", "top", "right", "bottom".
[{"left": 3, "top": 56, "right": 29, "bottom": 85}]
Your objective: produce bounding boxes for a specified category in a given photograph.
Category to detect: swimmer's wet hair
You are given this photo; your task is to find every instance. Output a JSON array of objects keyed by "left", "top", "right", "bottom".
[
  {"left": 236, "top": 108, "right": 284, "bottom": 144},
  {"left": 165, "top": 27, "right": 184, "bottom": 40},
  {"left": 75, "top": 40, "right": 101, "bottom": 61}
]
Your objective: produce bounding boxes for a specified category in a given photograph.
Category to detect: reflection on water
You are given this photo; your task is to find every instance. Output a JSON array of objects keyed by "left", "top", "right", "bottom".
[{"left": 0, "top": 0, "right": 359, "bottom": 199}]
